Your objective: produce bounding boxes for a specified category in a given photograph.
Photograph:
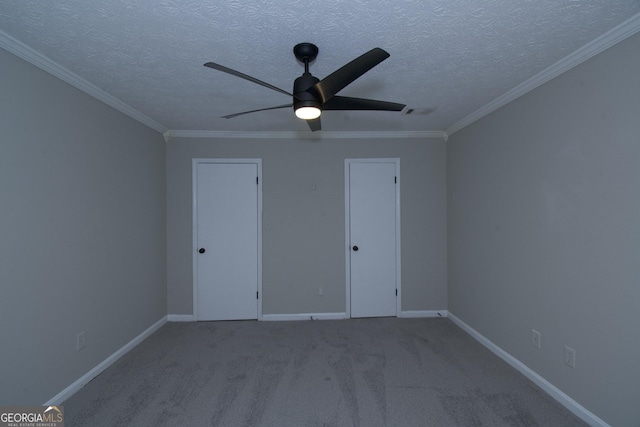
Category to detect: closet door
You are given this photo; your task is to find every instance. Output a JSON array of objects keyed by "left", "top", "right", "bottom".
[
  {"left": 194, "top": 159, "right": 261, "bottom": 320},
  {"left": 346, "top": 159, "right": 400, "bottom": 318}
]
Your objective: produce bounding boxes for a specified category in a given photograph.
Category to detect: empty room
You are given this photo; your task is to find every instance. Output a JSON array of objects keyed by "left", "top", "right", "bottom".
[{"left": 1, "top": 2, "right": 639, "bottom": 426}]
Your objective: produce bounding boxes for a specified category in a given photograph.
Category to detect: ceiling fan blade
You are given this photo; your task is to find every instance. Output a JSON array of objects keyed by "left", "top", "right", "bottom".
[
  {"left": 311, "top": 48, "right": 390, "bottom": 103},
  {"left": 323, "top": 96, "right": 406, "bottom": 111},
  {"left": 204, "top": 62, "right": 293, "bottom": 97},
  {"left": 306, "top": 117, "right": 321, "bottom": 132},
  {"left": 221, "top": 104, "right": 292, "bottom": 119}
]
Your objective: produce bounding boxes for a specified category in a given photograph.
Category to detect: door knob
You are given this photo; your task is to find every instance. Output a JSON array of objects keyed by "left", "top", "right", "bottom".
[
  {"left": 352, "top": 246, "right": 359, "bottom": 251},
  {"left": 198, "top": 248, "right": 206, "bottom": 254}
]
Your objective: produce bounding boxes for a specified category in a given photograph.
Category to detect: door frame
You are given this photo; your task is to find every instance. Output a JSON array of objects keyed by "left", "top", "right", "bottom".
[
  {"left": 344, "top": 158, "right": 401, "bottom": 318},
  {"left": 192, "top": 158, "right": 263, "bottom": 321}
]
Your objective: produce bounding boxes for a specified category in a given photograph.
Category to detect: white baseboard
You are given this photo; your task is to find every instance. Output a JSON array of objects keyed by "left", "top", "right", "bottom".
[
  {"left": 261, "top": 312, "right": 348, "bottom": 321},
  {"left": 167, "top": 314, "right": 195, "bottom": 322},
  {"left": 399, "top": 310, "right": 448, "bottom": 318},
  {"left": 44, "top": 315, "right": 168, "bottom": 405},
  {"left": 263, "top": 311, "right": 450, "bottom": 321},
  {"left": 448, "top": 313, "right": 609, "bottom": 427}
]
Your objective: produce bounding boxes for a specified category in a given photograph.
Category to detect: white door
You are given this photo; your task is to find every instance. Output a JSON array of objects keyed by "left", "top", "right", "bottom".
[
  {"left": 346, "top": 159, "right": 400, "bottom": 318},
  {"left": 194, "top": 159, "right": 261, "bottom": 321}
]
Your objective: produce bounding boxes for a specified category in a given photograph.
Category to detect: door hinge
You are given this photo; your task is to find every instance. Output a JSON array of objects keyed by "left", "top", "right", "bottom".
[
  {"left": 256, "top": 177, "right": 259, "bottom": 185},
  {"left": 394, "top": 176, "right": 397, "bottom": 183},
  {"left": 395, "top": 289, "right": 398, "bottom": 296},
  {"left": 256, "top": 291, "right": 259, "bottom": 299}
]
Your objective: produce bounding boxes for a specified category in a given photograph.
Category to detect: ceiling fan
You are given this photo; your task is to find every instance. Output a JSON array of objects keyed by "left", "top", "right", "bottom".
[{"left": 204, "top": 43, "right": 406, "bottom": 131}]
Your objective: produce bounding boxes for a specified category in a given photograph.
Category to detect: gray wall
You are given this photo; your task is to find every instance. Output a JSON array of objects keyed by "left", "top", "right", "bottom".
[
  {"left": 167, "top": 137, "right": 447, "bottom": 315},
  {"left": 0, "top": 48, "right": 167, "bottom": 405},
  {"left": 447, "top": 33, "right": 640, "bottom": 427},
  {"left": 5, "top": 24, "right": 635, "bottom": 424}
]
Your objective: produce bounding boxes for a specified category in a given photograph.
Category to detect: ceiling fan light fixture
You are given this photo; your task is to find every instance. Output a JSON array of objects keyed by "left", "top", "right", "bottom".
[{"left": 295, "top": 106, "right": 321, "bottom": 120}]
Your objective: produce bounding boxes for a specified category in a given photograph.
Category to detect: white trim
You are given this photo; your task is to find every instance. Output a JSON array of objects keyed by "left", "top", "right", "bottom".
[
  {"left": 164, "top": 130, "right": 447, "bottom": 141},
  {"left": 44, "top": 316, "right": 167, "bottom": 405},
  {"left": 261, "top": 313, "right": 348, "bottom": 321},
  {"left": 446, "top": 12, "right": 640, "bottom": 136},
  {"left": 344, "top": 158, "right": 401, "bottom": 318},
  {"left": 167, "top": 314, "right": 195, "bottom": 322},
  {"left": 399, "top": 310, "right": 448, "bottom": 318},
  {"left": 395, "top": 165, "right": 402, "bottom": 317},
  {"left": 344, "top": 166, "right": 352, "bottom": 318},
  {"left": 448, "top": 313, "right": 610, "bottom": 427},
  {"left": 256, "top": 161, "right": 263, "bottom": 321},
  {"left": 0, "top": 29, "right": 167, "bottom": 134},
  {"left": 192, "top": 161, "right": 199, "bottom": 321},
  {"left": 192, "top": 158, "right": 263, "bottom": 321}
]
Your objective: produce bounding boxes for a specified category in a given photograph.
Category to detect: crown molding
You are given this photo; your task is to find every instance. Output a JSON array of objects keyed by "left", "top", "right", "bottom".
[
  {"left": 0, "top": 29, "right": 168, "bottom": 134},
  {"left": 445, "top": 12, "right": 640, "bottom": 136},
  {"left": 163, "top": 129, "right": 447, "bottom": 142}
]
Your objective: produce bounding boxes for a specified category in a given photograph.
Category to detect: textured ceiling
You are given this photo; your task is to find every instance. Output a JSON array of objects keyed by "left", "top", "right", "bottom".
[{"left": 1, "top": 1, "right": 639, "bottom": 133}]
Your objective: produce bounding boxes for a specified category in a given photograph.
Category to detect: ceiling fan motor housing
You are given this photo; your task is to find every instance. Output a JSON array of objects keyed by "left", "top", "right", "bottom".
[{"left": 293, "top": 73, "right": 321, "bottom": 111}]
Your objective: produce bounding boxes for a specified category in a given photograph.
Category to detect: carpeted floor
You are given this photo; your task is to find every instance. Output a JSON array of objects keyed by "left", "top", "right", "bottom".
[{"left": 63, "top": 318, "right": 586, "bottom": 426}]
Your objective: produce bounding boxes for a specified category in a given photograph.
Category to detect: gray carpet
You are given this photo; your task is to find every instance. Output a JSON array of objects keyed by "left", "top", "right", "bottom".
[{"left": 63, "top": 318, "right": 586, "bottom": 426}]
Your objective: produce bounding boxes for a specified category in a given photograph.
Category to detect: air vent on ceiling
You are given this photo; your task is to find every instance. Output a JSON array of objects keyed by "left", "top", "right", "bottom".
[{"left": 403, "top": 107, "right": 437, "bottom": 115}]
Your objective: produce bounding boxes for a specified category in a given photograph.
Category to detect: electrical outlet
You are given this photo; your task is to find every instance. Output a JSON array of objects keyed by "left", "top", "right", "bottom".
[
  {"left": 565, "top": 346, "right": 576, "bottom": 368},
  {"left": 77, "top": 331, "right": 86, "bottom": 351},
  {"left": 531, "top": 329, "right": 541, "bottom": 349},
  {"left": 318, "top": 287, "right": 324, "bottom": 296}
]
